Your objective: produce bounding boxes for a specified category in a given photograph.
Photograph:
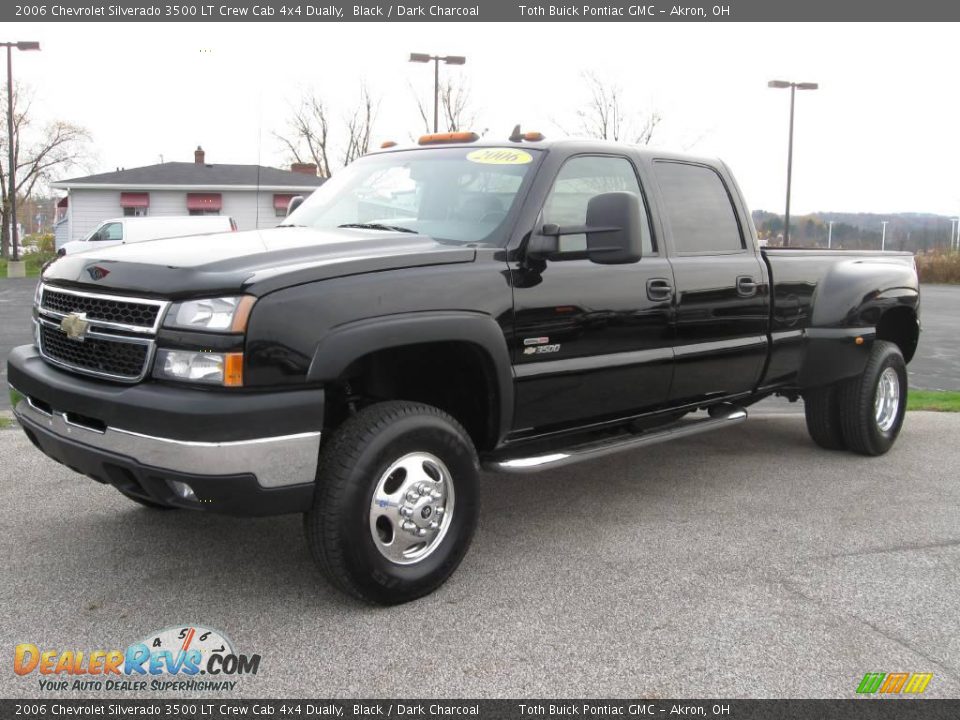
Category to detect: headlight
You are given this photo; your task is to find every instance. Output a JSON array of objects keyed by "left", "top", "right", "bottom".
[
  {"left": 154, "top": 349, "right": 244, "bottom": 387},
  {"left": 164, "top": 296, "right": 255, "bottom": 332}
]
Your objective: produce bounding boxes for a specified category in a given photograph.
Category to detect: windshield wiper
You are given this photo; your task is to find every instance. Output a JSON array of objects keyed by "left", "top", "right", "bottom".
[{"left": 338, "top": 223, "right": 419, "bottom": 234}]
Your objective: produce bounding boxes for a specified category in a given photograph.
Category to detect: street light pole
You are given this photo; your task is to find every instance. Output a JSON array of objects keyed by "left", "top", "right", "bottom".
[
  {"left": 433, "top": 56, "right": 439, "bottom": 134},
  {"left": 881, "top": 220, "right": 888, "bottom": 252},
  {"left": 768, "top": 80, "right": 818, "bottom": 247},
  {"left": 409, "top": 53, "right": 466, "bottom": 134},
  {"left": 2, "top": 40, "right": 40, "bottom": 266}
]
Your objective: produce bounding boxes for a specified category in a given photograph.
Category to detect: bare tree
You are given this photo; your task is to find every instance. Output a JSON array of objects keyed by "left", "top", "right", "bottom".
[
  {"left": 412, "top": 77, "right": 476, "bottom": 133},
  {"left": 276, "top": 85, "right": 380, "bottom": 177},
  {"left": 575, "top": 71, "right": 661, "bottom": 145},
  {"left": 275, "top": 93, "right": 334, "bottom": 178},
  {"left": 0, "top": 83, "right": 92, "bottom": 257},
  {"left": 342, "top": 85, "right": 378, "bottom": 166}
]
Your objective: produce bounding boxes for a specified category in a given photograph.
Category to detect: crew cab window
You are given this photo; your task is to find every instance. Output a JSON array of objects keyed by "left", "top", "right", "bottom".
[
  {"left": 285, "top": 147, "right": 540, "bottom": 247},
  {"left": 654, "top": 161, "right": 743, "bottom": 253},
  {"left": 543, "top": 155, "right": 653, "bottom": 255},
  {"left": 90, "top": 222, "right": 122, "bottom": 242}
]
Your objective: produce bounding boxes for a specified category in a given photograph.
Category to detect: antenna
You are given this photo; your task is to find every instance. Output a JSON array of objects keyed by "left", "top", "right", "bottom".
[{"left": 509, "top": 124, "right": 522, "bottom": 142}]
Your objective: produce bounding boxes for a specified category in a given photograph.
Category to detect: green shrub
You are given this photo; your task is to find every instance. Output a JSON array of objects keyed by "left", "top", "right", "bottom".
[{"left": 35, "top": 233, "right": 55, "bottom": 255}]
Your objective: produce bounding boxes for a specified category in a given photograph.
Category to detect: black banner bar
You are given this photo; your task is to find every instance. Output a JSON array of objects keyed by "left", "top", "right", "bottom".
[
  {"left": 2, "top": 700, "right": 960, "bottom": 720},
  {"left": 6, "top": 0, "right": 960, "bottom": 22}
]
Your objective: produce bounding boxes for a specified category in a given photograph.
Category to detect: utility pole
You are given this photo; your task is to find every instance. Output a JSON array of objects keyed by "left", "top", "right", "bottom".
[
  {"left": 827, "top": 220, "right": 834, "bottom": 249},
  {"left": 1, "top": 40, "right": 40, "bottom": 272},
  {"left": 881, "top": 220, "right": 888, "bottom": 252}
]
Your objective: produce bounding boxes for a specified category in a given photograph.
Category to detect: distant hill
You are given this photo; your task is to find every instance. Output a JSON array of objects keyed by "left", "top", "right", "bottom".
[{"left": 752, "top": 210, "right": 956, "bottom": 253}]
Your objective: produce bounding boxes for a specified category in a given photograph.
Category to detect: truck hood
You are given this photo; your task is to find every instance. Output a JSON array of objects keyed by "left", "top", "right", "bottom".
[{"left": 41, "top": 227, "right": 477, "bottom": 298}]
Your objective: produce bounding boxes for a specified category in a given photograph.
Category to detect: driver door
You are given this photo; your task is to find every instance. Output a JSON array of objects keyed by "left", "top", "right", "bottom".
[{"left": 510, "top": 154, "right": 676, "bottom": 435}]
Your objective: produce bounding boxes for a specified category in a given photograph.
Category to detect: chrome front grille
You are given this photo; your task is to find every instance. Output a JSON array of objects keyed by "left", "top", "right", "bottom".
[
  {"left": 38, "top": 285, "right": 166, "bottom": 333},
  {"left": 35, "top": 284, "right": 169, "bottom": 383}
]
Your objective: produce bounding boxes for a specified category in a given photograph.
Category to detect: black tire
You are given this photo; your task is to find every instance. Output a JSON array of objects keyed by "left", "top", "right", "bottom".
[
  {"left": 118, "top": 490, "right": 178, "bottom": 510},
  {"left": 305, "top": 401, "right": 479, "bottom": 605},
  {"left": 803, "top": 384, "right": 846, "bottom": 450},
  {"left": 837, "top": 340, "right": 908, "bottom": 456}
]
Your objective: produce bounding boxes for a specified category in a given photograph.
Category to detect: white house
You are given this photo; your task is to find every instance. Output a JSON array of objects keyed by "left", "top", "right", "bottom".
[{"left": 51, "top": 146, "right": 324, "bottom": 246}]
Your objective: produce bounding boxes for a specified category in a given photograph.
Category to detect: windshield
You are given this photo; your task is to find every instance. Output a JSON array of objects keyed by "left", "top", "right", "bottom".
[{"left": 284, "top": 146, "right": 541, "bottom": 246}]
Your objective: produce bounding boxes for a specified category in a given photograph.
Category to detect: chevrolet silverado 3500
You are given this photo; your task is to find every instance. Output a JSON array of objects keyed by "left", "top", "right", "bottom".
[{"left": 8, "top": 135, "right": 920, "bottom": 604}]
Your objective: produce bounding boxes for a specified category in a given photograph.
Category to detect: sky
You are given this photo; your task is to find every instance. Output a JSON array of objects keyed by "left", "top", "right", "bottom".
[{"left": 11, "top": 21, "right": 960, "bottom": 217}]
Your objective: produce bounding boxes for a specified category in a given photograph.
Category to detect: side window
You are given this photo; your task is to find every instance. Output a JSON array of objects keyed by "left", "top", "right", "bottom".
[
  {"left": 654, "top": 162, "right": 743, "bottom": 253},
  {"left": 543, "top": 155, "right": 654, "bottom": 255},
  {"left": 89, "top": 222, "right": 122, "bottom": 242},
  {"left": 101, "top": 222, "right": 123, "bottom": 241}
]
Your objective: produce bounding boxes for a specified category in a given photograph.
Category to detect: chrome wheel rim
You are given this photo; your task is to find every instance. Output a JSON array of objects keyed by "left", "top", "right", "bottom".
[
  {"left": 874, "top": 367, "right": 901, "bottom": 433},
  {"left": 369, "top": 452, "right": 455, "bottom": 565}
]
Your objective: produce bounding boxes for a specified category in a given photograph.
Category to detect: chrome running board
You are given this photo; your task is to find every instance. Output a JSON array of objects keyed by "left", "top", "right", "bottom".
[{"left": 484, "top": 406, "right": 747, "bottom": 474}]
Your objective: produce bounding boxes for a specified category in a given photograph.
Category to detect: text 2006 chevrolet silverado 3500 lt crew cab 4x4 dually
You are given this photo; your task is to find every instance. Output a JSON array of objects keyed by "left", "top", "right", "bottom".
[{"left": 8, "top": 134, "right": 920, "bottom": 604}]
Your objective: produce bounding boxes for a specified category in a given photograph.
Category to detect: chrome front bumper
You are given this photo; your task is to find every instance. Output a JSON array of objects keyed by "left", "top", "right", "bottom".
[{"left": 11, "top": 385, "right": 321, "bottom": 489}]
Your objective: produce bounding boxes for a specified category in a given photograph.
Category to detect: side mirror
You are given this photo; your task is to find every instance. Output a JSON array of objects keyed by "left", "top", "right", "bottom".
[
  {"left": 286, "top": 195, "right": 305, "bottom": 217},
  {"left": 584, "top": 191, "right": 643, "bottom": 265}
]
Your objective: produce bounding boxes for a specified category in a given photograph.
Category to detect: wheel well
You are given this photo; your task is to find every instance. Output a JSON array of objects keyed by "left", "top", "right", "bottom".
[
  {"left": 876, "top": 307, "right": 919, "bottom": 363},
  {"left": 325, "top": 342, "right": 500, "bottom": 451}
]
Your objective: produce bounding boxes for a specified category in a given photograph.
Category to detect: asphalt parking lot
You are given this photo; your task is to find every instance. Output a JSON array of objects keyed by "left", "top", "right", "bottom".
[{"left": 2, "top": 412, "right": 959, "bottom": 698}]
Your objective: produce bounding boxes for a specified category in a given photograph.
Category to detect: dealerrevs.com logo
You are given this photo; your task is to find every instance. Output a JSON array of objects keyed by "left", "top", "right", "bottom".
[{"left": 14, "top": 625, "right": 261, "bottom": 693}]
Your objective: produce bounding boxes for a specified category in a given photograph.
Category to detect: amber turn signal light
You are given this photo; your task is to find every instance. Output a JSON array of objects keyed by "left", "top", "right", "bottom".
[{"left": 223, "top": 352, "right": 244, "bottom": 387}]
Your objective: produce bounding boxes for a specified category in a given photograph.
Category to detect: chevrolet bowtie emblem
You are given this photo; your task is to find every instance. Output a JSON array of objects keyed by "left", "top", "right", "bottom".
[{"left": 60, "top": 312, "right": 90, "bottom": 342}]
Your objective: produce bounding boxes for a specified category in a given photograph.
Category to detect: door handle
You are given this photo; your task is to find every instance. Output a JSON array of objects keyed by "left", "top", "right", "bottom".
[
  {"left": 737, "top": 275, "right": 758, "bottom": 296},
  {"left": 646, "top": 278, "right": 674, "bottom": 301}
]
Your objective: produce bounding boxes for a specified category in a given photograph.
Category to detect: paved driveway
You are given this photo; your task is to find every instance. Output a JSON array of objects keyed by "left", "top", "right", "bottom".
[{"left": 1, "top": 412, "right": 959, "bottom": 698}]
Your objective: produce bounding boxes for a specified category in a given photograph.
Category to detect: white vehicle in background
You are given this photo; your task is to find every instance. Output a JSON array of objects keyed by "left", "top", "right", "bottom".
[{"left": 57, "top": 215, "right": 237, "bottom": 255}]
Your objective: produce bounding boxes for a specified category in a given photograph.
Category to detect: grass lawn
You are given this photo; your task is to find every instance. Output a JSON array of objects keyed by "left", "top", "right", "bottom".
[
  {"left": 0, "top": 252, "right": 57, "bottom": 278},
  {"left": 908, "top": 390, "right": 960, "bottom": 412}
]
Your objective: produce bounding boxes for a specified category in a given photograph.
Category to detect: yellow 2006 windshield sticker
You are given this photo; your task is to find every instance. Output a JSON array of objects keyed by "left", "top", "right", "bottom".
[{"left": 466, "top": 148, "right": 533, "bottom": 165}]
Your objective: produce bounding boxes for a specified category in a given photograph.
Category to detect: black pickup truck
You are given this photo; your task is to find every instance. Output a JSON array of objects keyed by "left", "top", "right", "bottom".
[{"left": 8, "top": 135, "right": 920, "bottom": 604}]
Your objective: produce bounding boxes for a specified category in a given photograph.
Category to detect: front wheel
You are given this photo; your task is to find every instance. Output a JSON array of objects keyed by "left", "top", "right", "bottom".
[
  {"left": 838, "top": 340, "right": 908, "bottom": 456},
  {"left": 305, "top": 401, "right": 479, "bottom": 605}
]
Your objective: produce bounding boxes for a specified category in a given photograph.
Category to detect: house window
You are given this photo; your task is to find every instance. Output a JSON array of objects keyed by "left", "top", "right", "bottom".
[
  {"left": 186, "top": 193, "right": 222, "bottom": 216},
  {"left": 273, "top": 194, "right": 296, "bottom": 217},
  {"left": 120, "top": 192, "right": 149, "bottom": 217}
]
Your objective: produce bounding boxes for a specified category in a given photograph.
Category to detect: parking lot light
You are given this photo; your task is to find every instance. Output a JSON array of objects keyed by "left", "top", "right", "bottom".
[
  {"left": 768, "top": 79, "right": 818, "bottom": 247},
  {"left": 409, "top": 52, "right": 467, "bottom": 133}
]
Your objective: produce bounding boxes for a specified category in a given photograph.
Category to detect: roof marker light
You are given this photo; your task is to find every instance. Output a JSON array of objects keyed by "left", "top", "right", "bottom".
[{"left": 418, "top": 131, "right": 480, "bottom": 145}]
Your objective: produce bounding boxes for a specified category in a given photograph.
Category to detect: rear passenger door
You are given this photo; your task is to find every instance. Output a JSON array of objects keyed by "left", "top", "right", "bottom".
[{"left": 652, "top": 161, "right": 769, "bottom": 403}]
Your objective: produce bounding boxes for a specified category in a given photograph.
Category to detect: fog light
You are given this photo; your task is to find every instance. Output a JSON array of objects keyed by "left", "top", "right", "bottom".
[{"left": 168, "top": 480, "right": 197, "bottom": 501}]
